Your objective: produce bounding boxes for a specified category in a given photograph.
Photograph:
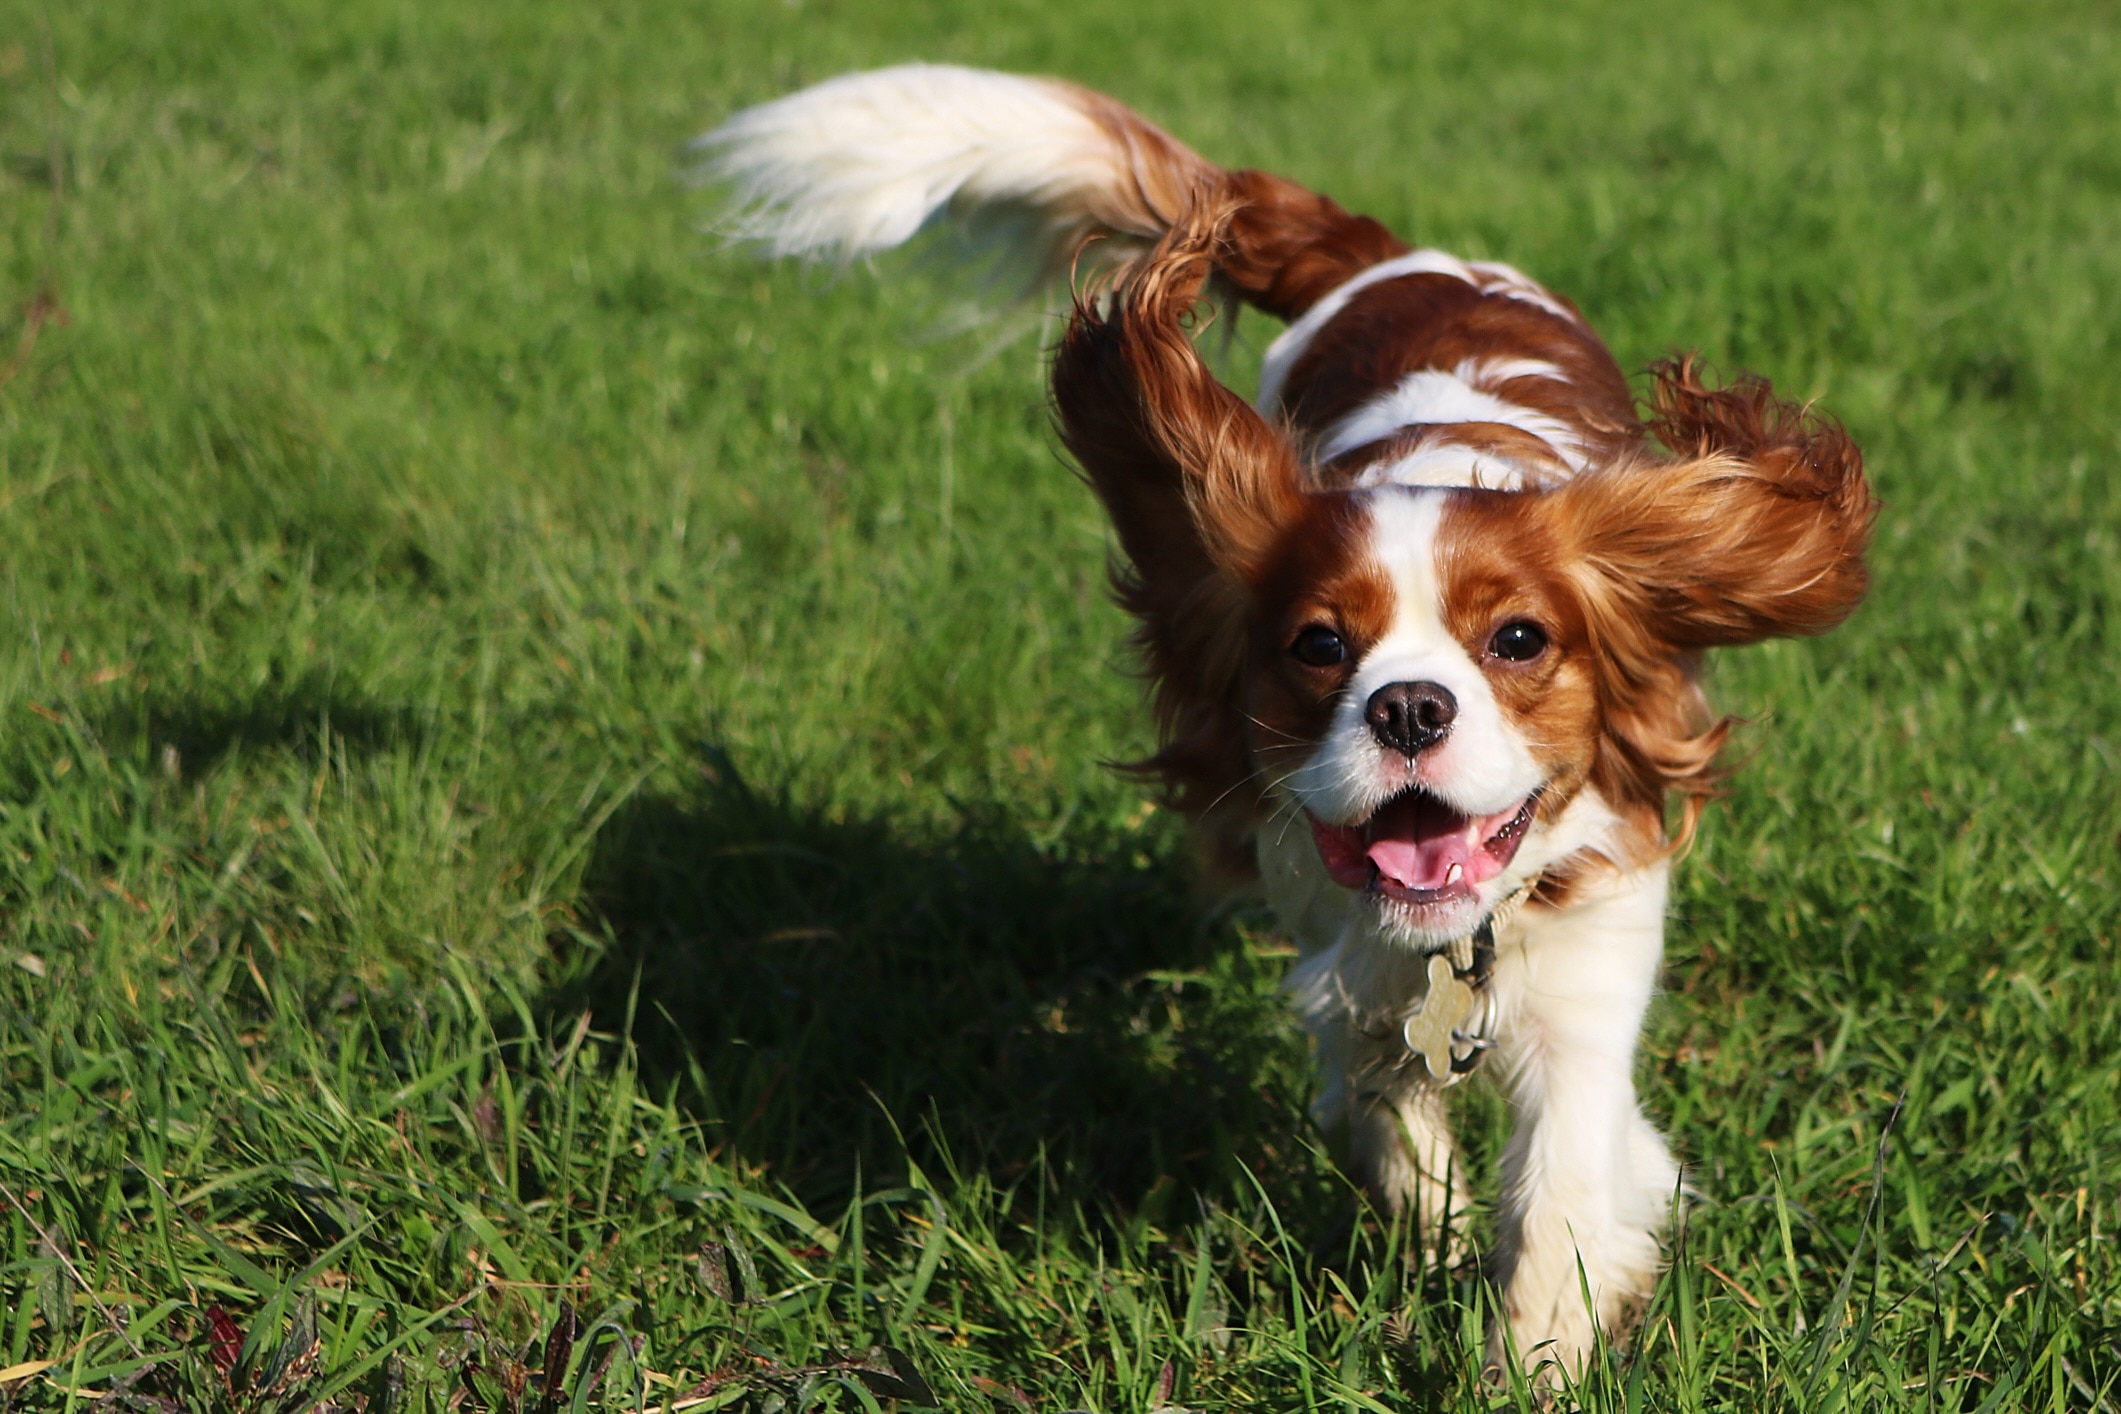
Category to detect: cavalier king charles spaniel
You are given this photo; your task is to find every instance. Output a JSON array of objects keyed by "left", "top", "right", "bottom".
[{"left": 703, "top": 65, "right": 1875, "bottom": 1378}]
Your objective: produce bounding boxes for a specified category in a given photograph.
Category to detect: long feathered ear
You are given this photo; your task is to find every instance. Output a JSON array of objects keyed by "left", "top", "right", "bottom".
[
  {"left": 1542, "top": 358, "right": 1878, "bottom": 845},
  {"left": 1557, "top": 356, "right": 1878, "bottom": 651},
  {"left": 1050, "top": 202, "right": 1306, "bottom": 832},
  {"left": 1053, "top": 201, "right": 1307, "bottom": 588}
]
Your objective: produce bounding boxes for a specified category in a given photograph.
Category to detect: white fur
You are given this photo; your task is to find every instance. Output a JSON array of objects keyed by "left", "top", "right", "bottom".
[
  {"left": 1487, "top": 857, "right": 1679, "bottom": 1377},
  {"left": 697, "top": 64, "right": 1137, "bottom": 265},
  {"left": 1319, "top": 357, "right": 1588, "bottom": 473},
  {"left": 1256, "top": 250, "right": 1581, "bottom": 412},
  {"left": 1268, "top": 787, "right": 1676, "bottom": 1382}
]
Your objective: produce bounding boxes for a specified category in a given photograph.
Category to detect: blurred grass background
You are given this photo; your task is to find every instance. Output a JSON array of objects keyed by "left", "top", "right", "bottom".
[{"left": 0, "top": 0, "right": 2115, "bottom": 1408}]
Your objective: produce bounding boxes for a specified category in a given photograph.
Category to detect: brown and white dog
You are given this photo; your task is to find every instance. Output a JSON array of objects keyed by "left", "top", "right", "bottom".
[{"left": 703, "top": 65, "right": 1875, "bottom": 1377}]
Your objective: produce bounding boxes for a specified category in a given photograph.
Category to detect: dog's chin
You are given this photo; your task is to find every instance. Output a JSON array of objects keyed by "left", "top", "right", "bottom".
[
  {"left": 1370, "top": 880, "right": 1495, "bottom": 950},
  {"left": 1306, "top": 785, "right": 1539, "bottom": 950}
]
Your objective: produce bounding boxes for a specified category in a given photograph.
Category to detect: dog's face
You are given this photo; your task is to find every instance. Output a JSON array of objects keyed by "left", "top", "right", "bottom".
[
  {"left": 1247, "top": 486, "right": 1598, "bottom": 944},
  {"left": 1051, "top": 222, "right": 1874, "bottom": 944}
]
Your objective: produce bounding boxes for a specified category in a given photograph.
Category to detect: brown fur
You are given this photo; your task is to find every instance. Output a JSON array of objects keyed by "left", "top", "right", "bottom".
[
  {"left": 1273, "top": 273, "right": 1638, "bottom": 457},
  {"left": 1050, "top": 203, "right": 1312, "bottom": 852},
  {"left": 1210, "top": 168, "right": 1410, "bottom": 320},
  {"left": 1059, "top": 89, "right": 1410, "bottom": 325},
  {"left": 1431, "top": 491, "right": 1617, "bottom": 846},
  {"left": 1538, "top": 358, "right": 1874, "bottom": 848},
  {"left": 1039, "top": 78, "right": 1875, "bottom": 876},
  {"left": 1241, "top": 497, "right": 1397, "bottom": 814},
  {"left": 1056, "top": 208, "right": 1874, "bottom": 869},
  {"left": 1061, "top": 87, "right": 1219, "bottom": 242}
]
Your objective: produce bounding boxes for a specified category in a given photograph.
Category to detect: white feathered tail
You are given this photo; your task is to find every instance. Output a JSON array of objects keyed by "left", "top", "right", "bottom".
[{"left": 697, "top": 65, "right": 1217, "bottom": 279}]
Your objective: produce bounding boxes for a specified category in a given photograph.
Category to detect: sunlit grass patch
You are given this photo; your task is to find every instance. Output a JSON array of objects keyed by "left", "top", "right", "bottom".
[{"left": 1, "top": 0, "right": 2116, "bottom": 1407}]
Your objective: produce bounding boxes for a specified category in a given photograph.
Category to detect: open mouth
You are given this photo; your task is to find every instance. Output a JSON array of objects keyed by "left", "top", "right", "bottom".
[{"left": 1307, "top": 787, "right": 1539, "bottom": 905}]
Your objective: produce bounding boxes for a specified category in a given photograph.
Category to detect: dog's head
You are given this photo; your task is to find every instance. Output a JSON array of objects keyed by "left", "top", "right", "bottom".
[{"left": 1054, "top": 217, "right": 1876, "bottom": 948}]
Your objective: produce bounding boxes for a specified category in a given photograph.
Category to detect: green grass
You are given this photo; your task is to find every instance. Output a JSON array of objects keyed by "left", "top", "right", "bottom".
[{"left": 1, "top": 0, "right": 2116, "bottom": 1408}]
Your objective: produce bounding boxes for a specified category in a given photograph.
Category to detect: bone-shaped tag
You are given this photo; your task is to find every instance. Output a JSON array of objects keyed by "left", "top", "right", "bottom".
[{"left": 1402, "top": 953, "right": 1478, "bottom": 1081}]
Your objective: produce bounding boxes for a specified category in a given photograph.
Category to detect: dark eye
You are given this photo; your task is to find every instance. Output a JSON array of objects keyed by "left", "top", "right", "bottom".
[
  {"left": 1488, "top": 620, "right": 1549, "bottom": 662},
  {"left": 1290, "top": 625, "right": 1348, "bottom": 667}
]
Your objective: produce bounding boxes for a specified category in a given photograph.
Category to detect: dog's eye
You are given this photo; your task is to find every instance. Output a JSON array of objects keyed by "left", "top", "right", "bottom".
[
  {"left": 1290, "top": 625, "right": 1348, "bottom": 667},
  {"left": 1488, "top": 621, "right": 1548, "bottom": 662}
]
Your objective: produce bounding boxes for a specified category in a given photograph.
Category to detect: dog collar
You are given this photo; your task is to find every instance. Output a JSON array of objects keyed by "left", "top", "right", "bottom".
[{"left": 1399, "top": 881, "right": 1531, "bottom": 1084}]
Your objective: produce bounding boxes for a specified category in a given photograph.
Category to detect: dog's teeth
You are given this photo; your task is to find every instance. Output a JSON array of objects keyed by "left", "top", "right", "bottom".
[{"left": 1446, "top": 862, "right": 1463, "bottom": 885}]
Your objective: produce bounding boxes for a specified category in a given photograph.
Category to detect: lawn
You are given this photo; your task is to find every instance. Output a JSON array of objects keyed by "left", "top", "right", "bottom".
[{"left": 1, "top": 0, "right": 2116, "bottom": 1408}]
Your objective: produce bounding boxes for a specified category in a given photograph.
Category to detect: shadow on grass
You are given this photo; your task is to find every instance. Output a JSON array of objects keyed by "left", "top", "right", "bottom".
[
  {"left": 81, "top": 672, "right": 420, "bottom": 780},
  {"left": 545, "top": 748, "right": 1334, "bottom": 1221}
]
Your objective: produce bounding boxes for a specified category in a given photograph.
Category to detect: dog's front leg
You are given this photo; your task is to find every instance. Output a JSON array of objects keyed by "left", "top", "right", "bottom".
[
  {"left": 1345, "top": 1077, "right": 1469, "bottom": 1262},
  {"left": 1485, "top": 861, "right": 1679, "bottom": 1383},
  {"left": 1285, "top": 929, "right": 1471, "bottom": 1259}
]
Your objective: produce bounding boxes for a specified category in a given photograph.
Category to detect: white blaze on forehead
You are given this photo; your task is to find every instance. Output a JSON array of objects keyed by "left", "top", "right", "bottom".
[
  {"left": 1361, "top": 491, "right": 1456, "bottom": 662},
  {"left": 1285, "top": 488, "right": 1546, "bottom": 825},
  {"left": 1355, "top": 495, "right": 1504, "bottom": 742}
]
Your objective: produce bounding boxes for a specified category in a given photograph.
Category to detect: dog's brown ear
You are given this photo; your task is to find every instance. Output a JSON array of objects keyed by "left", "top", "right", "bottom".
[
  {"left": 1556, "top": 356, "right": 1877, "bottom": 651},
  {"left": 1541, "top": 358, "right": 1877, "bottom": 845},
  {"left": 1051, "top": 202, "right": 1305, "bottom": 833},
  {"left": 1053, "top": 204, "right": 1306, "bottom": 590}
]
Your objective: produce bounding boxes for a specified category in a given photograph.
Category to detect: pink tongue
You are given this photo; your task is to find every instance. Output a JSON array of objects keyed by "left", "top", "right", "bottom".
[{"left": 1365, "top": 793, "right": 1473, "bottom": 891}]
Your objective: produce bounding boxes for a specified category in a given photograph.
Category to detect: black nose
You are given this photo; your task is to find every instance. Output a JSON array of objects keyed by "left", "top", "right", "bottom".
[{"left": 1366, "top": 681, "right": 1457, "bottom": 755}]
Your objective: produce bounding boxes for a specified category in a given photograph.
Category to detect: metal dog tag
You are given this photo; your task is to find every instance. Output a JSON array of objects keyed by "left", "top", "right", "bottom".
[{"left": 1402, "top": 952, "right": 1480, "bottom": 1081}]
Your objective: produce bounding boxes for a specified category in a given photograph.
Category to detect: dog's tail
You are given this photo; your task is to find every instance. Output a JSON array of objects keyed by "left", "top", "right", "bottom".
[{"left": 698, "top": 64, "right": 1404, "bottom": 321}]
